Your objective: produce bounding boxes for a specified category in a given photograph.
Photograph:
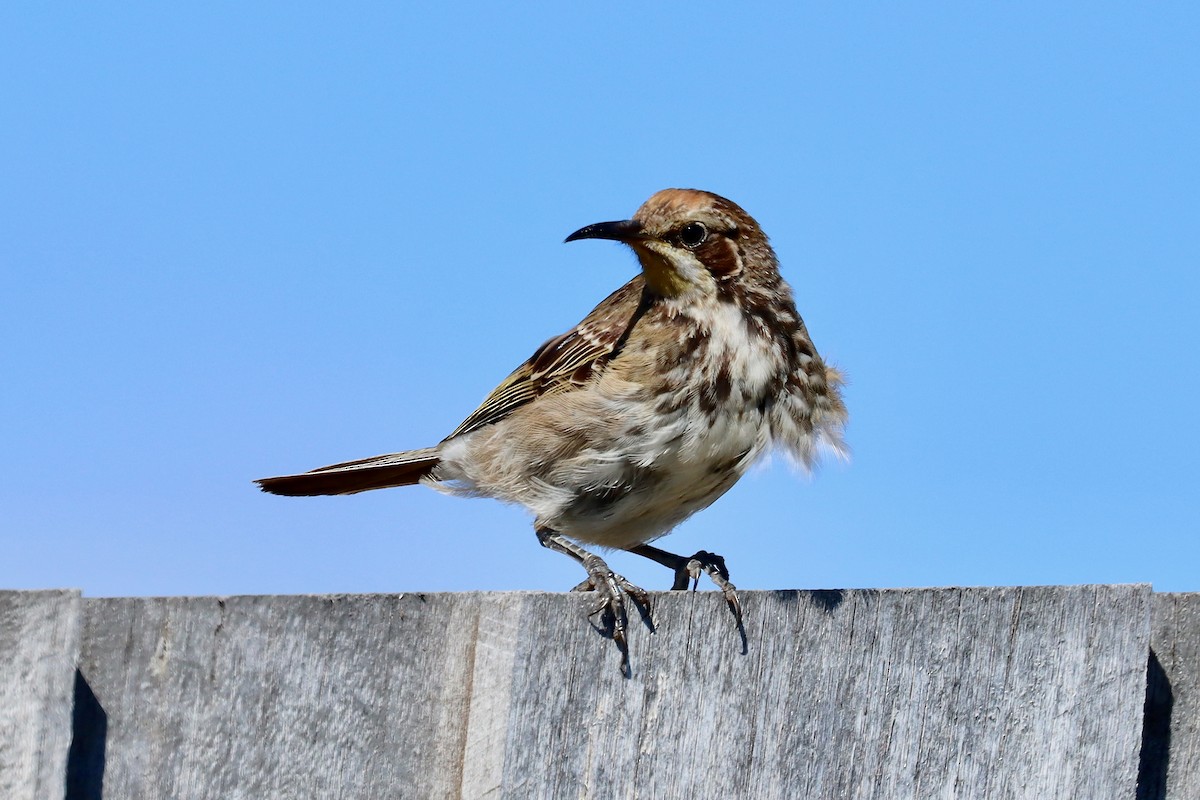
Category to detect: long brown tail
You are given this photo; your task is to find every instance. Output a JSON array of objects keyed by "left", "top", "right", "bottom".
[{"left": 255, "top": 447, "right": 440, "bottom": 496}]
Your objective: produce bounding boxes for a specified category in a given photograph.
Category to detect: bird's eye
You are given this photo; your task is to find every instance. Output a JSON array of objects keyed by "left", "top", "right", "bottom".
[{"left": 679, "top": 222, "right": 708, "bottom": 249}]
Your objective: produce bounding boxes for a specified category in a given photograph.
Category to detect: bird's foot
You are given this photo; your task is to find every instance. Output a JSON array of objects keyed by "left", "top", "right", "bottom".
[
  {"left": 626, "top": 543, "right": 743, "bottom": 630},
  {"left": 671, "top": 550, "right": 743, "bottom": 629},
  {"left": 570, "top": 553, "right": 651, "bottom": 665},
  {"left": 537, "top": 527, "right": 654, "bottom": 674}
]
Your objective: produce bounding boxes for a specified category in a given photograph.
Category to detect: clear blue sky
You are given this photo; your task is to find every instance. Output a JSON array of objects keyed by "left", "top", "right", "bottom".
[{"left": 3, "top": 4, "right": 1197, "bottom": 598}]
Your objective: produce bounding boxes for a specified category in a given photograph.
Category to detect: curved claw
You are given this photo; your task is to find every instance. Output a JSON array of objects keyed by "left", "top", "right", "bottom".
[
  {"left": 684, "top": 551, "right": 746, "bottom": 652},
  {"left": 536, "top": 527, "right": 655, "bottom": 673},
  {"left": 673, "top": 550, "right": 742, "bottom": 628},
  {"left": 577, "top": 554, "right": 653, "bottom": 642}
]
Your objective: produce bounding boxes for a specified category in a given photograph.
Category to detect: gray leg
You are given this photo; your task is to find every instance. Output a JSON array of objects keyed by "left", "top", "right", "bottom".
[{"left": 536, "top": 528, "right": 651, "bottom": 663}]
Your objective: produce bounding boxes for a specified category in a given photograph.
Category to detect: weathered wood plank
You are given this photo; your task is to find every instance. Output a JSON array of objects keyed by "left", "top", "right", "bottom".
[
  {"left": 0, "top": 589, "right": 82, "bottom": 800},
  {"left": 74, "top": 593, "right": 492, "bottom": 799},
  {"left": 74, "top": 586, "right": 1150, "bottom": 799},
  {"left": 1142, "top": 593, "right": 1200, "bottom": 800},
  {"left": 507, "top": 585, "right": 1151, "bottom": 799}
]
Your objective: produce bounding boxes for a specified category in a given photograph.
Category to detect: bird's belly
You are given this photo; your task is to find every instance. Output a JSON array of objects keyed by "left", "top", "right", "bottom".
[
  {"left": 548, "top": 406, "right": 770, "bottom": 549},
  {"left": 431, "top": 356, "right": 777, "bottom": 549}
]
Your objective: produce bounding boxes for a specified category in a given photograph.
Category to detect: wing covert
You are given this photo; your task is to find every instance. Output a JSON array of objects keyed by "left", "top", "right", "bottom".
[{"left": 445, "top": 276, "right": 647, "bottom": 440}]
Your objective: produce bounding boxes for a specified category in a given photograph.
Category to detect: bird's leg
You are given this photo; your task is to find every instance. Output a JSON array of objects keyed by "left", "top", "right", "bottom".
[
  {"left": 627, "top": 543, "right": 742, "bottom": 627},
  {"left": 535, "top": 528, "right": 650, "bottom": 666}
]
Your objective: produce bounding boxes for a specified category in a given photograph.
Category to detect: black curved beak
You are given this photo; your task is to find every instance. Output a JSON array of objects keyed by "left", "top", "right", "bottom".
[{"left": 564, "top": 219, "right": 644, "bottom": 244}]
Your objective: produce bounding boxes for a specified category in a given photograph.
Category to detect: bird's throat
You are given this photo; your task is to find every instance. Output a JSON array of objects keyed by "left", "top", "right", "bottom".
[{"left": 633, "top": 245, "right": 691, "bottom": 298}]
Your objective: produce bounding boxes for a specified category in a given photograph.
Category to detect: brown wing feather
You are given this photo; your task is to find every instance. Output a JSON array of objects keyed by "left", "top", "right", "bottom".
[{"left": 446, "top": 276, "right": 648, "bottom": 440}]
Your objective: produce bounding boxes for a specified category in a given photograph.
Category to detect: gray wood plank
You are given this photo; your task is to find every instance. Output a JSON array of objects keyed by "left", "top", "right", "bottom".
[
  {"left": 75, "top": 593, "right": 493, "bottom": 799},
  {"left": 0, "top": 589, "right": 82, "bottom": 800},
  {"left": 75, "top": 585, "right": 1150, "bottom": 800},
  {"left": 1143, "top": 592, "right": 1200, "bottom": 800},
  {"left": 508, "top": 585, "right": 1150, "bottom": 800}
]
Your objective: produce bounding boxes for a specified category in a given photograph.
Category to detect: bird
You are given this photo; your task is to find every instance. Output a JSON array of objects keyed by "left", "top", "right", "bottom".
[{"left": 256, "top": 189, "right": 847, "bottom": 660}]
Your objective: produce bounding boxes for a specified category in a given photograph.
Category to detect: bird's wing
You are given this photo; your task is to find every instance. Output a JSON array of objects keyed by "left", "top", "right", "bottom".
[{"left": 446, "top": 276, "right": 648, "bottom": 440}]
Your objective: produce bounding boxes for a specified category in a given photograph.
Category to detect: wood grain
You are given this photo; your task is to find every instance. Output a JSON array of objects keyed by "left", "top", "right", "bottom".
[
  {"left": 1143, "top": 593, "right": 1200, "bottom": 800},
  {"left": 69, "top": 585, "right": 1151, "bottom": 799},
  {"left": 0, "top": 589, "right": 81, "bottom": 800}
]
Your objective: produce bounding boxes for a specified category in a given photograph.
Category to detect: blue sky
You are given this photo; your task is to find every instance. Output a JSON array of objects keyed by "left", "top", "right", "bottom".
[{"left": 3, "top": 3, "right": 1197, "bottom": 598}]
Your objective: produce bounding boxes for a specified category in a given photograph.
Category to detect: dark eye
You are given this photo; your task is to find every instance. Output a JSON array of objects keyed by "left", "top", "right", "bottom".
[{"left": 679, "top": 222, "right": 708, "bottom": 249}]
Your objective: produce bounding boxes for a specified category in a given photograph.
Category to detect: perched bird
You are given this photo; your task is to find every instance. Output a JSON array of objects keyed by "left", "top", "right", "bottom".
[{"left": 257, "top": 189, "right": 847, "bottom": 656}]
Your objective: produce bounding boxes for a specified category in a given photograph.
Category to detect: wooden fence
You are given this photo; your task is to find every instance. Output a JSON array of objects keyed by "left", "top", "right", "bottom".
[{"left": 2, "top": 584, "right": 1196, "bottom": 798}]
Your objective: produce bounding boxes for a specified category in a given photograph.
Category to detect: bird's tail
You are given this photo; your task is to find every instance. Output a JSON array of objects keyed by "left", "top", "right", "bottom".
[{"left": 255, "top": 447, "right": 440, "bottom": 496}]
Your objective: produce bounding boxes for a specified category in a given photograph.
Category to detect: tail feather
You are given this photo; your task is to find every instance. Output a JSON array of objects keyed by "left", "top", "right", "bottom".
[{"left": 255, "top": 447, "right": 440, "bottom": 496}]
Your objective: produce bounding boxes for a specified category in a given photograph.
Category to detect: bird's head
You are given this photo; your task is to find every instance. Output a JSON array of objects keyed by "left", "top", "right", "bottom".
[{"left": 565, "top": 189, "right": 779, "bottom": 299}]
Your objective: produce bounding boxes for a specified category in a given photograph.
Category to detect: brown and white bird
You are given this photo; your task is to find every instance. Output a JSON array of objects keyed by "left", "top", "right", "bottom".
[{"left": 257, "top": 189, "right": 847, "bottom": 653}]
